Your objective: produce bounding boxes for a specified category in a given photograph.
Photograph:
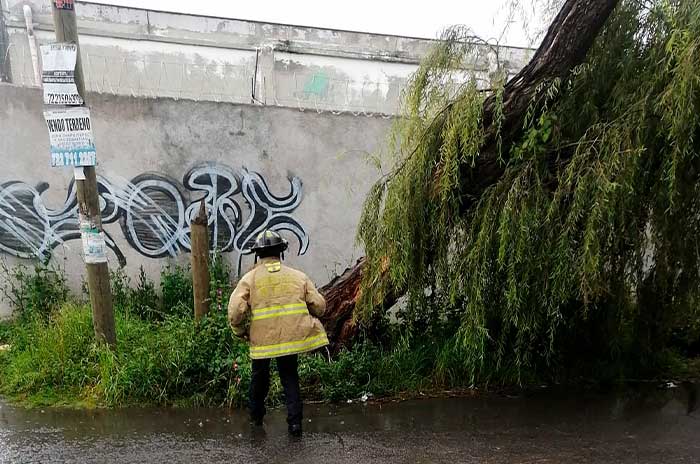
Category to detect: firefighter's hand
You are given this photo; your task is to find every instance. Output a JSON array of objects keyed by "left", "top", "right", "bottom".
[{"left": 232, "top": 328, "right": 249, "bottom": 342}]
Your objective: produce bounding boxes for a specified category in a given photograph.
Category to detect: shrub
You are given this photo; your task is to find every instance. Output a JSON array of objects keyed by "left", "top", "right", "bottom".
[
  {"left": 0, "top": 259, "right": 70, "bottom": 320},
  {"left": 160, "top": 264, "right": 193, "bottom": 319},
  {"left": 109, "top": 268, "right": 131, "bottom": 313},
  {"left": 0, "top": 305, "right": 99, "bottom": 404},
  {"left": 0, "top": 305, "right": 250, "bottom": 407},
  {"left": 129, "top": 267, "right": 160, "bottom": 320},
  {"left": 97, "top": 310, "right": 250, "bottom": 407},
  {"left": 209, "top": 250, "right": 235, "bottom": 315},
  {"left": 0, "top": 303, "right": 455, "bottom": 407}
]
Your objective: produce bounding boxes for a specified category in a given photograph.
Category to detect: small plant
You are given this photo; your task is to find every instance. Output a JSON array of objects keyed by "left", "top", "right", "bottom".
[
  {"left": 109, "top": 268, "right": 131, "bottom": 313},
  {"left": 0, "top": 258, "right": 70, "bottom": 320},
  {"left": 160, "top": 264, "right": 193, "bottom": 318},
  {"left": 0, "top": 320, "right": 14, "bottom": 344},
  {"left": 130, "top": 267, "right": 159, "bottom": 321},
  {"left": 209, "top": 250, "right": 236, "bottom": 314}
]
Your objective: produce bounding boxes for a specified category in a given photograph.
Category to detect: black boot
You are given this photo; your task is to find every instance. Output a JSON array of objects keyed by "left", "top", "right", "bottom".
[
  {"left": 250, "top": 416, "right": 264, "bottom": 427},
  {"left": 249, "top": 418, "right": 267, "bottom": 443},
  {"left": 288, "top": 423, "right": 302, "bottom": 437},
  {"left": 249, "top": 359, "right": 270, "bottom": 429},
  {"left": 277, "top": 355, "right": 304, "bottom": 437}
]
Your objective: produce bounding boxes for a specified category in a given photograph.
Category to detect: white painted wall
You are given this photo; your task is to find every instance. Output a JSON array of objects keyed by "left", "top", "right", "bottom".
[{"left": 2, "top": 0, "right": 533, "bottom": 114}]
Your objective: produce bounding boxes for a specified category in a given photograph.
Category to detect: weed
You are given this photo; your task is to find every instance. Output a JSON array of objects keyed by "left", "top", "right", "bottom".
[
  {"left": 160, "top": 264, "right": 193, "bottom": 319},
  {"left": 0, "top": 258, "right": 70, "bottom": 320},
  {"left": 209, "top": 250, "right": 236, "bottom": 315},
  {"left": 129, "top": 267, "right": 160, "bottom": 320},
  {"left": 109, "top": 268, "right": 131, "bottom": 313}
]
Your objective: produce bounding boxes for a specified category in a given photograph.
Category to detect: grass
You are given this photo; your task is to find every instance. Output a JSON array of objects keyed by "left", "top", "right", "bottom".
[
  {"left": 0, "top": 305, "right": 248, "bottom": 408},
  {"left": 0, "top": 304, "right": 475, "bottom": 408},
  {"left": 0, "top": 303, "right": 697, "bottom": 409}
]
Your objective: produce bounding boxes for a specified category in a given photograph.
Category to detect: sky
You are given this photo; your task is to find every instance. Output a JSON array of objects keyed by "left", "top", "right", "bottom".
[{"left": 100, "top": 0, "right": 549, "bottom": 48}]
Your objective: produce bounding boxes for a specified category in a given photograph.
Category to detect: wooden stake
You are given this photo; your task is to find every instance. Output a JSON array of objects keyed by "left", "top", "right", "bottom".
[
  {"left": 50, "top": 1, "right": 115, "bottom": 345},
  {"left": 191, "top": 199, "right": 210, "bottom": 321}
]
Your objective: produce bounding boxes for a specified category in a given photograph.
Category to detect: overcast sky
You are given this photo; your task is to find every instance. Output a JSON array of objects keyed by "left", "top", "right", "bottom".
[{"left": 100, "top": 0, "right": 548, "bottom": 48}]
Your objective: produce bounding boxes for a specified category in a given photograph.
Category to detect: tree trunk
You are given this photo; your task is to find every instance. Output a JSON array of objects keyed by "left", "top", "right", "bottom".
[
  {"left": 191, "top": 200, "right": 210, "bottom": 322},
  {"left": 319, "top": 258, "right": 365, "bottom": 349},
  {"left": 320, "top": 0, "right": 619, "bottom": 347},
  {"left": 461, "top": 0, "right": 619, "bottom": 210}
]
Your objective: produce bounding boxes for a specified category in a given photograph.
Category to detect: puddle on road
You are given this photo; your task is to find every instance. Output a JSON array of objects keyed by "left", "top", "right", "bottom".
[{"left": 0, "top": 382, "right": 697, "bottom": 463}]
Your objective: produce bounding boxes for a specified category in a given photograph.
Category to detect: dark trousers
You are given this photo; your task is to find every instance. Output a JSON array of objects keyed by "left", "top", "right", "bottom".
[{"left": 249, "top": 354, "right": 302, "bottom": 426}]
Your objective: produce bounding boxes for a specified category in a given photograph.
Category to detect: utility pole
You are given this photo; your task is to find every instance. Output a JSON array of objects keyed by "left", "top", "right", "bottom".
[
  {"left": 50, "top": 1, "right": 115, "bottom": 345},
  {"left": 191, "top": 200, "right": 210, "bottom": 322},
  {"left": 0, "top": 0, "right": 11, "bottom": 83},
  {"left": 23, "top": 6, "right": 41, "bottom": 86}
]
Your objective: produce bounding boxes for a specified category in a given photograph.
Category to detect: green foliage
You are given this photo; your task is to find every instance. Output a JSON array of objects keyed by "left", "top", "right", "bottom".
[
  {"left": 109, "top": 268, "right": 131, "bottom": 312},
  {"left": 0, "top": 304, "right": 100, "bottom": 404},
  {"left": 0, "top": 304, "right": 477, "bottom": 407},
  {"left": 0, "top": 305, "right": 247, "bottom": 407},
  {"left": 0, "top": 258, "right": 70, "bottom": 320},
  {"left": 128, "top": 267, "right": 161, "bottom": 320},
  {"left": 96, "top": 310, "right": 249, "bottom": 406},
  {"left": 160, "top": 264, "right": 193, "bottom": 319},
  {"left": 105, "top": 253, "right": 234, "bottom": 323},
  {"left": 301, "top": 336, "right": 440, "bottom": 400},
  {"left": 358, "top": 0, "right": 700, "bottom": 383},
  {"left": 3, "top": 248, "right": 235, "bottom": 327},
  {"left": 0, "top": 320, "right": 13, "bottom": 343},
  {"left": 209, "top": 250, "right": 235, "bottom": 314}
]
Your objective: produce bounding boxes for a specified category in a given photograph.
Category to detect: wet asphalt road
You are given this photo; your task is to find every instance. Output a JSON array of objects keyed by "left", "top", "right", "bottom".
[{"left": 0, "top": 383, "right": 698, "bottom": 463}]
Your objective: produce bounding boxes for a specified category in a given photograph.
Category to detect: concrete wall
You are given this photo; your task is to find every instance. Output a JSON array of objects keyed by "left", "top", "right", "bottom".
[
  {"left": 0, "top": 84, "right": 391, "bottom": 317},
  {"left": 0, "top": 2, "right": 533, "bottom": 318},
  {"left": 1, "top": 0, "right": 532, "bottom": 114}
]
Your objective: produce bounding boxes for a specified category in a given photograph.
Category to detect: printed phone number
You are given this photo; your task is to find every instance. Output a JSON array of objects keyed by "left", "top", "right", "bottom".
[
  {"left": 51, "top": 151, "right": 96, "bottom": 167},
  {"left": 45, "top": 93, "right": 83, "bottom": 105}
]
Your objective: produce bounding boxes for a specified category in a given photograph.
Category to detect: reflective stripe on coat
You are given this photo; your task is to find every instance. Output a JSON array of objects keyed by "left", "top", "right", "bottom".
[{"left": 228, "top": 257, "right": 328, "bottom": 359}]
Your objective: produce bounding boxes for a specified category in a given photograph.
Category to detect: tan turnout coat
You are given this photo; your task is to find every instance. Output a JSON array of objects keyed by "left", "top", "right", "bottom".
[{"left": 228, "top": 257, "right": 328, "bottom": 359}]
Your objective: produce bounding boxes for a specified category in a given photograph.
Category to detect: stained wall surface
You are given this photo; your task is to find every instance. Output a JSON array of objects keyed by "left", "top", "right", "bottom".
[
  {"left": 0, "top": 1, "right": 532, "bottom": 317},
  {"left": 1, "top": 0, "right": 532, "bottom": 114},
  {"left": 0, "top": 84, "right": 390, "bottom": 317}
]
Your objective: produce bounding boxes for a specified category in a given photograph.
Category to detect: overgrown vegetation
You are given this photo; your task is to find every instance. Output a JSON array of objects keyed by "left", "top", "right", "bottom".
[
  {"left": 357, "top": 0, "right": 700, "bottom": 383},
  {"left": 0, "top": 257, "right": 475, "bottom": 407},
  {"left": 0, "top": 258, "right": 70, "bottom": 321},
  {"left": 3, "top": 0, "right": 700, "bottom": 408},
  {"left": 0, "top": 258, "right": 694, "bottom": 408}
]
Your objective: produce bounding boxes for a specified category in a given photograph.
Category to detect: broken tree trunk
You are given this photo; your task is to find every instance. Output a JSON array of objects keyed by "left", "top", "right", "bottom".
[
  {"left": 319, "top": 258, "right": 365, "bottom": 348},
  {"left": 319, "top": 0, "right": 619, "bottom": 348},
  {"left": 191, "top": 200, "right": 210, "bottom": 322}
]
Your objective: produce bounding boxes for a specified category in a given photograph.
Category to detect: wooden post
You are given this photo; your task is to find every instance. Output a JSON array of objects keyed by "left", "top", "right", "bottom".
[
  {"left": 191, "top": 199, "right": 210, "bottom": 321},
  {"left": 50, "top": 1, "right": 115, "bottom": 345}
]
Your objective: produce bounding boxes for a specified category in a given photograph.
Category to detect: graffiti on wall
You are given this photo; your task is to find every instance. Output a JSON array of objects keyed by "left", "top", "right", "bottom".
[{"left": 0, "top": 163, "right": 309, "bottom": 272}]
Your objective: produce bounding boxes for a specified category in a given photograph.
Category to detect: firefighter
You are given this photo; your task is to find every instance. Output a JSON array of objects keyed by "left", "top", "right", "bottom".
[{"left": 228, "top": 229, "right": 328, "bottom": 437}]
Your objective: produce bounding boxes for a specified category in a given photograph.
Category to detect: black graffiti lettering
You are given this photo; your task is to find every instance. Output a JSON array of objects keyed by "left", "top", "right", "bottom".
[{"left": 0, "top": 163, "right": 308, "bottom": 274}]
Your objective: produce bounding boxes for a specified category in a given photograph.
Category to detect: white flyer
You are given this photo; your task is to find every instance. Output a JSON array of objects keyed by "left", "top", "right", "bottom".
[
  {"left": 80, "top": 217, "right": 108, "bottom": 264},
  {"left": 44, "top": 107, "right": 97, "bottom": 167},
  {"left": 41, "top": 43, "right": 84, "bottom": 105}
]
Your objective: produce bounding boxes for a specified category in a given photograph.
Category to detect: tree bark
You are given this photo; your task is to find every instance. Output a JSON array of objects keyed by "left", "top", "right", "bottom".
[
  {"left": 319, "top": 0, "right": 619, "bottom": 347},
  {"left": 191, "top": 200, "right": 210, "bottom": 322},
  {"left": 319, "top": 258, "right": 365, "bottom": 348},
  {"left": 461, "top": 0, "right": 619, "bottom": 209}
]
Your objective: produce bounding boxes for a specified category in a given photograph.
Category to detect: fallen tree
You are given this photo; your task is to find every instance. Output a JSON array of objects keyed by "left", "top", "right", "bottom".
[
  {"left": 321, "top": 0, "right": 619, "bottom": 347},
  {"left": 323, "top": 0, "right": 700, "bottom": 382}
]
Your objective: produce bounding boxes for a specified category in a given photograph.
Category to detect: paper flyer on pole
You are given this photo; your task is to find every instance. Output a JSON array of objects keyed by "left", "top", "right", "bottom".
[
  {"left": 41, "top": 43, "right": 83, "bottom": 105},
  {"left": 44, "top": 107, "right": 97, "bottom": 167},
  {"left": 80, "top": 215, "right": 108, "bottom": 264}
]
